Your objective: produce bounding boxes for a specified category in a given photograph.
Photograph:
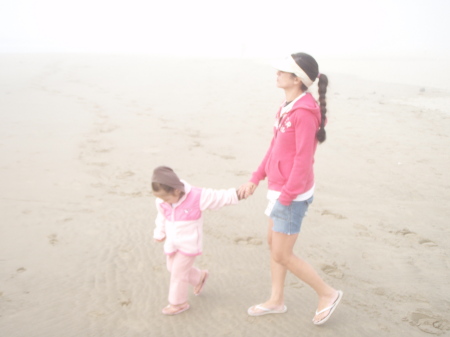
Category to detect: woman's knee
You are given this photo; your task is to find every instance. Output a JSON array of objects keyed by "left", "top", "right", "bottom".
[{"left": 271, "top": 251, "right": 291, "bottom": 266}]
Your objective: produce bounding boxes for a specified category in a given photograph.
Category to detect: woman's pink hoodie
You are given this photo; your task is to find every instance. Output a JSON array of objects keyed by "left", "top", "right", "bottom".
[
  {"left": 250, "top": 93, "right": 321, "bottom": 205},
  {"left": 153, "top": 181, "right": 238, "bottom": 256}
]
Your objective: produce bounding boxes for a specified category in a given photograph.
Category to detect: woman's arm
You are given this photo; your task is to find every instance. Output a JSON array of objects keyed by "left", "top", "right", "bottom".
[
  {"left": 249, "top": 136, "right": 275, "bottom": 185},
  {"left": 279, "top": 112, "right": 318, "bottom": 205}
]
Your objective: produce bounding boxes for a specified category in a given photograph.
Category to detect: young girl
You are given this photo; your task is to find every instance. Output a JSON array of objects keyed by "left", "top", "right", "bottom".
[{"left": 152, "top": 166, "right": 239, "bottom": 315}]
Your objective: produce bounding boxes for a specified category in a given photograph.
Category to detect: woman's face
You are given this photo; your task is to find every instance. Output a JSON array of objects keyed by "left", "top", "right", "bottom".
[{"left": 276, "top": 71, "right": 299, "bottom": 89}]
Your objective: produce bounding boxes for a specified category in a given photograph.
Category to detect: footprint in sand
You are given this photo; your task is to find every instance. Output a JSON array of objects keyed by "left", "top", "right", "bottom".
[
  {"left": 417, "top": 238, "right": 438, "bottom": 247},
  {"left": 87, "top": 162, "right": 108, "bottom": 167},
  {"left": 6, "top": 268, "right": 26, "bottom": 281},
  {"left": 354, "top": 223, "right": 372, "bottom": 238},
  {"left": 93, "top": 145, "right": 113, "bottom": 153},
  {"left": 190, "top": 141, "right": 202, "bottom": 148},
  {"left": 321, "top": 264, "right": 344, "bottom": 279},
  {"left": 88, "top": 311, "right": 107, "bottom": 318},
  {"left": 116, "top": 171, "right": 135, "bottom": 179},
  {"left": 407, "top": 311, "right": 450, "bottom": 335},
  {"left": 98, "top": 125, "right": 118, "bottom": 134},
  {"left": 321, "top": 210, "right": 346, "bottom": 219},
  {"left": 48, "top": 234, "right": 58, "bottom": 246},
  {"left": 136, "top": 108, "right": 152, "bottom": 116},
  {"left": 116, "top": 190, "right": 143, "bottom": 198},
  {"left": 152, "top": 265, "right": 163, "bottom": 272},
  {"left": 397, "top": 228, "right": 417, "bottom": 238},
  {"left": 120, "top": 300, "right": 131, "bottom": 307},
  {"left": 287, "top": 280, "right": 304, "bottom": 289},
  {"left": 232, "top": 170, "right": 251, "bottom": 177},
  {"left": 396, "top": 229, "right": 438, "bottom": 247},
  {"left": 234, "top": 237, "right": 263, "bottom": 246}
]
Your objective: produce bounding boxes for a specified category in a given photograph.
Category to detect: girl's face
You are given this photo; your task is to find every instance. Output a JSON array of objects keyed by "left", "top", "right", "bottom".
[
  {"left": 153, "top": 189, "right": 182, "bottom": 204},
  {"left": 276, "top": 71, "right": 300, "bottom": 89}
]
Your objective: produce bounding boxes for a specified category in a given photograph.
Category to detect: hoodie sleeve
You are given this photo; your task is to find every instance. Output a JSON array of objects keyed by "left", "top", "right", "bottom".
[
  {"left": 278, "top": 109, "right": 318, "bottom": 206},
  {"left": 249, "top": 136, "right": 275, "bottom": 185},
  {"left": 153, "top": 200, "right": 166, "bottom": 240},
  {"left": 199, "top": 188, "right": 239, "bottom": 211},
  {"left": 249, "top": 107, "right": 281, "bottom": 185}
]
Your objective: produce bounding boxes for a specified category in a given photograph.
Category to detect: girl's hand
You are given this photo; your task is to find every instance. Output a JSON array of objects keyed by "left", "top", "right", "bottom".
[
  {"left": 238, "top": 182, "right": 257, "bottom": 199},
  {"left": 154, "top": 237, "right": 166, "bottom": 243}
]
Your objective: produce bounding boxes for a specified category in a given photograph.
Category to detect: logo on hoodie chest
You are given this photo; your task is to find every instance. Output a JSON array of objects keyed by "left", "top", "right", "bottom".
[{"left": 279, "top": 118, "right": 292, "bottom": 133}]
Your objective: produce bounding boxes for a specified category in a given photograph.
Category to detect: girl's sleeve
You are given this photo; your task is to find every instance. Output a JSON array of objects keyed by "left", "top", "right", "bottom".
[
  {"left": 199, "top": 188, "right": 239, "bottom": 211},
  {"left": 153, "top": 200, "right": 166, "bottom": 240},
  {"left": 279, "top": 111, "right": 317, "bottom": 205}
]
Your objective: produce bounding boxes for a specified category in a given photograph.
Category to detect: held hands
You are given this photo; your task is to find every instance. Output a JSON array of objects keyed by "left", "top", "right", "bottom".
[{"left": 237, "top": 182, "right": 257, "bottom": 200}]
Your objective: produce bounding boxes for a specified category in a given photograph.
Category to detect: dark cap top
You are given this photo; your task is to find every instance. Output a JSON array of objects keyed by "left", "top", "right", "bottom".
[{"left": 152, "top": 166, "right": 185, "bottom": 192}]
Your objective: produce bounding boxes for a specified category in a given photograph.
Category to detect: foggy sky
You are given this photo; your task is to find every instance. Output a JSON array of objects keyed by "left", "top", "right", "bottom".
[{"left": 1, "top": 0, "right": 449, "bottom": 58}]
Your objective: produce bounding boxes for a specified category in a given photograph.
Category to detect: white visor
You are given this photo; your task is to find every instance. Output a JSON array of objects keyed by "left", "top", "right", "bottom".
[{"left": 272, "top": 55, "right": 314, "bottom": 88}]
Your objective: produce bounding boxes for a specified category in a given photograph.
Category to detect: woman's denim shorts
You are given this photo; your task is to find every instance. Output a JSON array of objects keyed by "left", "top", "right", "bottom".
[{"left": 269, "top": 196, "right": 313, "bottom": 235}]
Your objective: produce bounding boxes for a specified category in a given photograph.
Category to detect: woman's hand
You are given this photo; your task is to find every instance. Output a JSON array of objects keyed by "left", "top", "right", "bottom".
[{"left": 237, "top": 182, "right": 257, "bottom": 199}]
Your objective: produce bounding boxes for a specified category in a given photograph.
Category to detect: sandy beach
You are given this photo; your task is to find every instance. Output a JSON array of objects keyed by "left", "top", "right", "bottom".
[{"left": 1, "top": 53, "right": 449, "bottom": 337}]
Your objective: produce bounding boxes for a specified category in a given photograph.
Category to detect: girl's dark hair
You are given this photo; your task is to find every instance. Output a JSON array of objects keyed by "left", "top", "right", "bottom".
[
  {"left": 152, "top": 182, "right": 175, "bottom": 193},
  {"left": 152, "top": 182, "right": 186, "bottom": 199},
  {"left": 291, "top": 52, "right": 328, "bottom": 143}
]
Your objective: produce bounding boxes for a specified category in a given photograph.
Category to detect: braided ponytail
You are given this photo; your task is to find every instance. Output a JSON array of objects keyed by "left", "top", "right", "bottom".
[
  {"left": 291, "top": 52, "right": 328, "bottom": 143},
  {"left": 316, "top": 74, "right": 328, "bottom": 143}
]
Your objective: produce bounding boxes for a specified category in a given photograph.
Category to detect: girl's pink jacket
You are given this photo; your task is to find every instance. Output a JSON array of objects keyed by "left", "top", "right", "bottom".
[
  {"left": 250, "top": 93, "right": 321, "bottom": 205},
  {"left": 153, "top": 181, "right": 238, "bottom": 256}
]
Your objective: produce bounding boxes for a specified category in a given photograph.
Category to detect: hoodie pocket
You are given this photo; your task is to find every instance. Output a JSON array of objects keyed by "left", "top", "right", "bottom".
[{"left": 268, "top": 160, "right": 285, "bottom": 183}]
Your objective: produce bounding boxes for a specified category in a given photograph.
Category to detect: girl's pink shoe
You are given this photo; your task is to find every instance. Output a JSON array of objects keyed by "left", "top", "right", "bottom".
[{"left": 194, "top": 270, "right": 209, "bottom": 296}]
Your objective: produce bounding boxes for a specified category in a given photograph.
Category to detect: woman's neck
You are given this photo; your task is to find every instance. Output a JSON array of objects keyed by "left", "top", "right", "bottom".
[{"left": 284, "top": 87, "right": 304, "bottom": 103}]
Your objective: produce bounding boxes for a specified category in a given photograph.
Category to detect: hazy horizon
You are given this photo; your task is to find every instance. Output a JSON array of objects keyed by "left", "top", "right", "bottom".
[
  {"left": 1, "top": 0, "right": 450, "bottom": 58},
  {"left": 1, "top": 0, "right": 450, "bottom": 91}
]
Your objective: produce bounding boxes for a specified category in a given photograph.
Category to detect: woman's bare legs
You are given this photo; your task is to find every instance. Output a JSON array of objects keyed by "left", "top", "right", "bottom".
[
  {"left": 267, "top": 220, "right": 288, "bottom": 307},
  {"left": 252, "top": 219, "right": 339, "bottom": 322}
]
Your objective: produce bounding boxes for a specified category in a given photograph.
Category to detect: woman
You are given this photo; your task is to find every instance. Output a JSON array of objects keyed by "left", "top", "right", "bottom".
[{"left": 237, "top": 52, "right": 342, "bottom": 325}]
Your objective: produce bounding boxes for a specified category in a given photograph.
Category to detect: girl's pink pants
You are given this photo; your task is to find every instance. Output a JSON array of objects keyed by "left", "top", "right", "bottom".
[{"left": 166, "top": 252, "right": 202, "bottom": 305}]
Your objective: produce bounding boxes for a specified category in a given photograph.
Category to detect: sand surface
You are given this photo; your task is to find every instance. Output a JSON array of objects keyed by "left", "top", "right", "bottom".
[{"left": 1, "top": 54, "right": 449, "bottom": 337}]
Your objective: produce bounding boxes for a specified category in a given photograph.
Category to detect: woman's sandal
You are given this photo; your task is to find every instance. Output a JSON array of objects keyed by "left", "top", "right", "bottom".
[
  {"left": 248, "top": 304, "right": 288, "bottom": 316},
  {"left": 312, "top": 290, "right": 343, "bottom": 325},
  {"left": 162, "top": 303, "right": 190, "bottom": 315}
]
